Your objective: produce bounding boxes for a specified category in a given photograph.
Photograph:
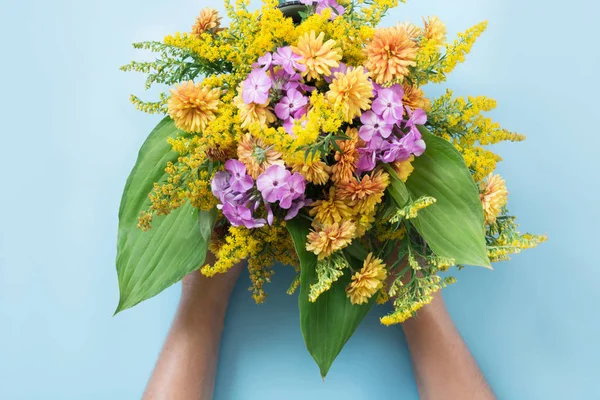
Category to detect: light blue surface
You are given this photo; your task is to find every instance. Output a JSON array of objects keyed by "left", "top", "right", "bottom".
[{"left": 1, "top": 0, "right": 598, "bottom": 398}]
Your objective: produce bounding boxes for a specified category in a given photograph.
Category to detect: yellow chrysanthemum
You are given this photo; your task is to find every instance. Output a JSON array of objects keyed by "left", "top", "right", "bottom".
[
  {"left": 292, "top": 31, "right": 342, "bottom": 80},
  {"left": 237, "top": 134, "right": 284, "bottom": 179},
  {"left": 346, "top": 253, "right": 387, "bottom": 305},
  {"left": 402, "top": 85, "right": 431, "bottom": 111},
  {"left": 331, "top": 127, "right": 359, "bottom": 184},
  {"left": 423, "top": 16, "right": 447, "bottom": 45},
  {"left": 337, "top": 170, "right": 390, "bottom": 214},
  {"left": 306, "top": 221, "right": 356, "bottom": 260},
  {"left": 480, "top": 173, "right": 508, "bottom": 225},
  {"left": 192, "top": 8, "right": 222, "bottom": 36},
  {"left": 327, "top": 67, "right": 373, "bottom": 123},
  {"left": 234, "top": 90, "right": 276, "bottom": 129},
  {"left": 292, "top": 158, "right": 330, "bottom": 185},
  {"left": 392, "top": 155, "right": 415, "bottom": 182},
  {"left": 364, "top": 25, "right": 418, "bottom": 84},
  {"left": 167, "top": 81, "right": 221, "bottom": 133},
  {"left": 309, "top": 187, "right": 354, "bottom": 226}
]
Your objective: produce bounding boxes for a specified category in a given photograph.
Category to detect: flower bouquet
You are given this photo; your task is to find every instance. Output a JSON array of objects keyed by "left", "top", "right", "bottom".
[{"left": 117, "top": 0, "right": 546, "bottom": 376}]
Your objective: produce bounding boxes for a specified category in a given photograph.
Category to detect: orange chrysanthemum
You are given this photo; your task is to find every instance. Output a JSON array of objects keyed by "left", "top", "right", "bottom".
[
  {"left": 480, "top": 173, "right": 508, "bottom": 225},
  {"left": 331, "top": 128, "right": 359, "bottom": 184},
  {"left": 309, "top": 187, "right": 354, "bottom": 226},
  {"left": 392, "top": 155, "right": 415, "bottom": 182},
  {"left": 234, "top": 90, "right": 276, "bottom": 129},
  {"left": 364, "top": 25, "right": 418, "bottom": 84},
  {"left": 292, "top": 158, "right": 330, "bottom": 185},
  {"left": 292, "top": 31, "right": 342, "bottom": 80},
  {"left": 192, "top": 8, "right": 222, "bottom": 36},
  {"left": 402, "top": 85, "right": 431, "bottom": 112},
  {"left": 337, "top": 170, "right": 390, "bottom": 214},
  {"left": 327, "top": 67, "right": 373, "bottom": 122},
  {"left": 346, "top": 252, "right": 387, "bottom": 305},
  {"left": 168, "top": 81, "right": 221, "bottom": 133},
  {"left": 423, "top": 16, "right": 447, "bottom": 45},
  {"left": 237, "top": 134, "right": 284, "bottom": 179},
  {"left": 398, "top": 22, "right": 422, "bottom": 40},
  {"left": 306, "top": 221, "right": 356, "bottom": 260}
]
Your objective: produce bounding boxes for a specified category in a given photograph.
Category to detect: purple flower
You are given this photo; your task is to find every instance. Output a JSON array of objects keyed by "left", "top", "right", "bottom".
[
  {"left": 242, "top": 68, "right": 272, "bottom": 104},
  {"left": 285, "top": 196, "right": 312, "bottom": 220},
  {"left": 357, "top": 148, "right": 377, "bottom": 173},
  {"left": 278, "top": 172, "right": 306, "bottom": 209},
  {"left": 372, "top": 88, "right": 404, "bottom": 124},
  {"left": 272, "top": 47, "right": 306, "bottom": 75},
  {"left": 325, "top": 62, "right": 348, "bottom": 83},
  {"left": 403, "top": 107, "right": 428, "bottom": 129},
  {"left": 252, "top": 52, "right": 273, "bottom": 70},
  {"left": 211, "top": 170, "right": 232, "bottom": 203},
  {"left": 225, "top": 159, "right": 254, "bottom": 193},
  {"left": 316, "top": 0, "right": 345, "bottom": 19},
  {"left": 274, "top": 89, "right": 308, "bottom": 120},
  {"left": 359, "top": 110, "right": 393, "bottom": 141},
  {"left": 222, "top": 202, "right": 266, "bottom": 229},
  {"left": 257, "top": 165, "right": 291, "bottom": 203}
]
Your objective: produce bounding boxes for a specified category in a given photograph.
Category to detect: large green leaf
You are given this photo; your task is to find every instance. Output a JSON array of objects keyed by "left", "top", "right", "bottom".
[
  {"left": 115, "top": 117, "right": 216, "bottom": 313},
  {"left": 386, "top": 126, "right": 490, "bottom": 267},
  {"left": 286, "top": 218, "right": 375, "bottom": 378}
]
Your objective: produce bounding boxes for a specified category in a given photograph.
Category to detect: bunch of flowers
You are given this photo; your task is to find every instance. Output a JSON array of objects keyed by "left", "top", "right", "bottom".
[{"left": 117, "top": 0, "right": 546, "bottom": 376}]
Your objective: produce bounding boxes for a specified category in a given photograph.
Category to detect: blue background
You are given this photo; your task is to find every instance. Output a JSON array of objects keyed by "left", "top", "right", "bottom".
[{"left": 1, "top": 0, "right": 598, "bottom": 398}]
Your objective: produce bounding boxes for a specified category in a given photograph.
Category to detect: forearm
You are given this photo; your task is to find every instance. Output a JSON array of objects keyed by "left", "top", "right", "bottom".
[
  {"left": 402, "top": 293, "right": 495, "bottom": 400},
  {"left": 143, "top": 259, "right": 241, "bottom": 400}
]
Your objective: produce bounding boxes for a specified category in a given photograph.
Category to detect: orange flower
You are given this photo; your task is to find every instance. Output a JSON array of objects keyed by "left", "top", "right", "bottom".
[
  {"left": 237, "top": 134, "right": 284, "bottom": 179},
  {"left": 234, "top": 90, "right": 276, "bottom": 128},
  {"left": 346, "top": 252, "right": 387, "bottom": 305},
  {"left": 168, "top": 81, "right": 220, "bottom": 133},
  {"left": 192, "top": 8, "right": 222, "bottom": 36},
  {"left": 423, "top": 16, "right": 446, "bottom": 45},
  {"left": 337, "top": 170, "right": 390, "bottom": 214},
  {"left": 402, "top": 85, "right": 431, "bottom": 112},
  {"left": 327, "top": 67, "right": 373, "bottom": 122},
  {"left": 331, "top": 128, "right": 359, "bottom": 184},
  {"left": 392, "top": 155, "right": 415, "bottom": 182},
  {"left": 309, "top": 187, "right": 354, "bottom": 226},
  {"left": 398, "top": 22, "right": 422, "bottom": 40},
  {"left": 306, "top": 221, "right": 356, "bottom": 260},
  {"left": 292, "top": 158, "right": 330, "bottom": 185},
  {"left": 292, "top": 31, "right": 342, "bottom": 80},
  {"left": 480, "top": 173, "right": 508, "bottom": 224},
  {"left": 364, "top": 25, "right": 418, "bottom": 84}
]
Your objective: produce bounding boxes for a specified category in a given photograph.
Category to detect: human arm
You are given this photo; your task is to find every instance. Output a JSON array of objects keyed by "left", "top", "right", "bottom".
[
  {"left": 142, "top": 254, "right": 242, "bottom": 400},
  {"left": 402, "top": 292, "right": 496, "bottom": 400}
]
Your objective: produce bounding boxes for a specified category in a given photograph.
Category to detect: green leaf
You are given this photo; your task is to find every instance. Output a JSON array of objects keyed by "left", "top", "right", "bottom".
[
  {"left": 115, "top": 117, "right": 216, "bottom": 313},
  {"left": 387, "top": 126, "right": 490, "bottom": 267},
  {"left": 286, "top": 218, "right": 375, "bottom": 378}
]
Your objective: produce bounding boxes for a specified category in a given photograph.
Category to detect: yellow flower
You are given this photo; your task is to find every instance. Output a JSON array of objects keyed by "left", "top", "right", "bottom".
[
  {"left": 346, "top": 253, "right": 387, "bottom": 305},
  {"left": 423, "top": 16, "right": 447, "bottom": 45},
  {"left": 192, "top": 8, "right": 222, "bottom": 36},
  {"left": 168, "top": 81, "right": 221, "bottom": 133},
  {"left": 292, "top": 31, "right": 342, "bottom": 80},
  {"left": 237, "top": 133, "right": 284, "bottom": 179},
  {"left": 402, "top": 85, "right": 431, "bottom": 111},
  {"left": 306, "top": 221, "right": 356, "bottom": 260},
  {"left": 327, "top": 67, "right": 373, "bottom": 123},
  {"left": 392, "top": 155, "right": 415, "bottom": 182},
  {"left": 364, "top": 25, "right": 418, "bottom": 84},
  {"left": 310, "top": 187, "right": 354, "bottom": 226},
  {"left": 480, "top": 173, "right": 508, "bottom": 225},
  {"left": 292, "top": 157, "right": 330, "bottom": 185},
  {"left": 337, "top": 170, "right": 390, "bottom": 214},
  {"left": 331, "top": 127, "right": 359, "bottom": 184},
  {"left": 234, "top": 89, "right": 276, "bottom": 129}
]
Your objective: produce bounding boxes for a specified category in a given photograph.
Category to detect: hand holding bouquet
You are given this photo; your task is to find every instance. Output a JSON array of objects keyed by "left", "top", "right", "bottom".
[{"left": 117, "top": 0, "right": 545, "bottom": 376}]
